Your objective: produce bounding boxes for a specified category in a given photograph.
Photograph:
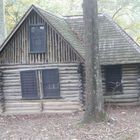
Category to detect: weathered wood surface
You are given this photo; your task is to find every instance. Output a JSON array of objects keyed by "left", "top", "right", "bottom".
[
  {"left": 122, "top": 65, "right": 139, "bottom": 94},
  {"left": 0, "top": 10, "right": 81, "bottom": 64},
  {"left": 79, "top": 64, "right": 140, "bottom": 104},
  {"left": 4, "top": 100, "right": 81, "bottom": 114},
  {"left": 103, "top": 64, "right": 140, "bottom": 104},
  {"left": 1, "top": 63, "right": 82, "bottom": 113},
  {"left": 0, "top": 71, "right": 4, "bottom": 113}
]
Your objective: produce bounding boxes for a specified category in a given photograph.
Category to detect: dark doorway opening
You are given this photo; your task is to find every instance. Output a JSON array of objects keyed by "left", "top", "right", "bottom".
[{"left": 105, "top": 65, "right": 122, "bottom": 95}]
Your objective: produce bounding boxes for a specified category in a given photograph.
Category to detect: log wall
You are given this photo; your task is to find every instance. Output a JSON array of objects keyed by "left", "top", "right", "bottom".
[
  {"left": 0, "top": 10, "right": 81, "bottom": 65},
  {"left": 0, "top": 70, "right": 4, "bottom": 113},
  {"left": 103, "top": 64, "right": 140, "bottom": 105},
  {"left": 1, "top": 63, "right": 82, "bottom": 113}
]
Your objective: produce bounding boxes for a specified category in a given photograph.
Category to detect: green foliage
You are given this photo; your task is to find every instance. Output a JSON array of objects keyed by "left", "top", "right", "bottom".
[
  {"left": 4, "top": 0, "right": 140, "bottom": 45},
  {"left": 98, "top": 0, "right": 140, "bottom": 45},
  {"left": 5, "top": 0, "right": 83, "bottom": 33}
]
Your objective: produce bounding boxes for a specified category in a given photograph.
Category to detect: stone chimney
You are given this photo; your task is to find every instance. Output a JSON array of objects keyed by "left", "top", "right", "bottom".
[{"left": 0, "top": 0, "right": 6, "bottom": 45}]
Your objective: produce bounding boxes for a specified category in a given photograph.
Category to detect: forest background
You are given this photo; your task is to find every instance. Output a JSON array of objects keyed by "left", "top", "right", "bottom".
[{"left": 5, "top": 0, "right": 140, "bottom": 45}]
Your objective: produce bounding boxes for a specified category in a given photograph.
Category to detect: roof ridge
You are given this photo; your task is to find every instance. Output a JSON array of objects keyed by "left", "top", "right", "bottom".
[
  {"left": 103, "top": 14, "right": 140, "bottom": 53},
  {"left": 63, "top": 13, "right": 105, "bottom": 18}
]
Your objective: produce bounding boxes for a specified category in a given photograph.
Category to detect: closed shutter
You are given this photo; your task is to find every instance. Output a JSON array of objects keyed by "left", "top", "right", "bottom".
[
  {"left": 42, "top": 69, "right": 60, "bottom": 98},
  {"left": 20, "top": 70, "right": 39, "bottom": 99},
  {"left": 30, "top": 25, "right": 46, "bottom": 53}
]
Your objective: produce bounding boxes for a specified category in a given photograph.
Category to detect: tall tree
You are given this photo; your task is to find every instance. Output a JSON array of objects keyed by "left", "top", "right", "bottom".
[
  {"left": 83, "top": 0, "right": 104, "bottom": 122},
  {"left": 0, "top": 0, "right": 6, "bottom": 45}
]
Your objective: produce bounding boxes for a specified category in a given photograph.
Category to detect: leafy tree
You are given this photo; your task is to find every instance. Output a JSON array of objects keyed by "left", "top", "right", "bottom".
[
  {"left": 5, "top": 0, "right": 140, "bottom": 45},
  {"left": 5, "top": 0, "right": 82, "bottom": 33},
  {"left": 98, "top": 0, "right": 140, "bottom": 44}
]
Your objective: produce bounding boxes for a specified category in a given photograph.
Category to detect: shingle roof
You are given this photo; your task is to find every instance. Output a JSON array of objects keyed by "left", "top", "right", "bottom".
[{"left": 65, "top": 14, "right": 140, "bottom": 65}]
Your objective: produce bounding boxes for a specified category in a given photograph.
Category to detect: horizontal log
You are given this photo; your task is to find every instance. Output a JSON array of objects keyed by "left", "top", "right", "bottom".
[
  {"left": 5, "top": 102, "right": 41, "bottom": 108},
  {"left": 3, "top": 70, "right": 79, "bottom": 75},
  {"left": 123, "top": 92, "right": 139, "bottom": 95},
  {"left": 60, "top": 76, "right": 79, "bottom": 80},
  {"left": 43, "top": 101, "right": 79, "bottom": 105},
  {"left": 3, "top": 83, "right": 20, "bottom": 87},
  {"left": 3, "top": 89, "right": 21, "bottom": 93},
  {"left": 2, "top": 77, "right": 20, "bottom": 80},
  {"left": 43, "top": 106, "right": 80, "bottom": 110},
  {"left": 4, "top": 96, "right": 22, "bottom": 100},
  {"left": 59, "top": 73, "right": 79, "bottom": 77},
  {"left": 59, "top": 71, "right": 79, "bottom": 74},
  {"left": 3, "top": 86, "right": 21, "bottom": 90},
  {"left": 4, "top": 93, "right": 21, "bottom": 97},
  {"left": 5, "top": 106, "right": 60, "bottom": 113},
  {"left": 122, "top": 84, "right": 138, "bottom": 87},
  {"left": 123, "top": 87, "right": 139, "bottom": 90},
  {"left": 0, "top": 63, "right": 78, "bottom": 69},
  {"left": 60, "top": 84, "right": 81, "bottom": 88},
  {"left": 61, "top": 90, "right": 80, "bottom": 94},
  {"left": 104, "top": 93, "right": 139, "bottom": 99},
  {"left": 5, "top": 107, "right": 41, "bottom": 113},
  {"left": 105, "top": 102, "right": 140, "bottom": 106},
  {"left": 122, "top": 73, "right": 138, "bottom": 76},
  {"left": 60, "top": 80, "right": 80, "bottom": 84},
  {"left": 63, "top": 97, "right": 79, "bottom": 101},
  {"left": 43, "top": 110, "right": 79, "bottom": 113},
  {"left": 105, "top": 98, "right": 139, "bottom": 103},
  {"left": 5, "top": 110, "right": 77, "bottom": 114},
  {"left": 122, "top": 81, "right": 138, "bottom": 85},
  {"left": 62, "top": 95, "right": 79, "bottom": 99},
  {"left": 61, "top": 87, "right": 80, "bottom": 91},
  {"left": 122, "top": 77, "right": 137, "bottom": 80}
]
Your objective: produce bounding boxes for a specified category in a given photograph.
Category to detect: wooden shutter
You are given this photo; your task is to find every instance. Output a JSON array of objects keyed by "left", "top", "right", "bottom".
[
  {"left": 42, "top": 69, "right": 60, "bottom": 98},
  {"left": 30, "top": 25, "right": 46, "bottom": 53},
  {"left": 105, "top": 65, "right": 122, "bottom": 94},
  {"left": 20, "top": 70, "right": 39, "bottom": 99}
]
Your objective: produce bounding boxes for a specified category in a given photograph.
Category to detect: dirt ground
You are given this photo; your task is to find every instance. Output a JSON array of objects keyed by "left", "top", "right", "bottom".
[{"left": 0, "top": 106, "right": 140, "bottom": 140}]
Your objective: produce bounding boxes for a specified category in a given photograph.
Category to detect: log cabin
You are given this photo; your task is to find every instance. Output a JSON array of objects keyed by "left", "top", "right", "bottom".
[{"left": 0, "top": 5, "right": 140, "bottom": 114}]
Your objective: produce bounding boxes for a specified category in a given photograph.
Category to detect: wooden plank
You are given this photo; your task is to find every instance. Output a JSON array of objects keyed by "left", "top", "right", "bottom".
[
  {"left": 105, "top": 98, "right": 139, "bottom": 103},
  {"left": 104, "top": 93, "right": 139, "bottom": 99}
]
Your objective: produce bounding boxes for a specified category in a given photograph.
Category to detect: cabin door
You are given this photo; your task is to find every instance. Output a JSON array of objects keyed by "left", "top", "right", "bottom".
[{"left": 42, "top": 69, "right": 60, "bottom": 98}]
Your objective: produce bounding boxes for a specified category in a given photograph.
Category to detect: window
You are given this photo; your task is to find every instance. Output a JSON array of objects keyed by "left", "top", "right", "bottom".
[
  {"left": 29, "top": 25, "right": 46, "bottom": 53},
  {"left": 20, "top": 69, "right": 60, "bottom": 99},
  {"left": 105, "top": 65, "right": 122, "bottom": 95},
  {"left": 42, "top": 69, "right": 60, "bottom": 98},
  {"left": 20, "top": 70, "right": 39, "bottom": 99}
]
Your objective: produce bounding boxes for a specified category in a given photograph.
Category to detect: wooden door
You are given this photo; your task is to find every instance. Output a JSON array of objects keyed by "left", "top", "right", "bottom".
[{"left": 42, "top": 69, "right": 60, "bottom": 98}]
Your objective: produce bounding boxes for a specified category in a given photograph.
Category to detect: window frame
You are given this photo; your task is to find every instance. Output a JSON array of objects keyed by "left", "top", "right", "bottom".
[
  {"left": 42, "top": 69, "right": 61, "bottom": 99},
  {"left": 20, "top": 68, "right": 61, "bottom": 100},
  {"left": 29, "top": 24, "right": 46, "bottom": 54},
  {"left": 20, "top": 70, "right": 40, "bottom": 100}
]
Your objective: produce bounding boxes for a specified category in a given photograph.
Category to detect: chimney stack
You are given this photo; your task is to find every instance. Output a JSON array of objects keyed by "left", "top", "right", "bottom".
[{"left": 0, "top": 0, "right": 6, "bottom": 45}]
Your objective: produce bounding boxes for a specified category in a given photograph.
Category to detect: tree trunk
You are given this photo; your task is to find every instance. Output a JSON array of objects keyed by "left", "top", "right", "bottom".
[
  {"left": 83, "top": 0, "right": 104, "bottom": 122},
  {"left": 0, "top": 0, "right": 6, "bottom": 45}
]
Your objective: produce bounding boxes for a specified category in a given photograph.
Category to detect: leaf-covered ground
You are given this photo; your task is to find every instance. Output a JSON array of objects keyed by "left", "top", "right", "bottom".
[{"left": 0, "top": 106, "right": 140, "bottom": 140}]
